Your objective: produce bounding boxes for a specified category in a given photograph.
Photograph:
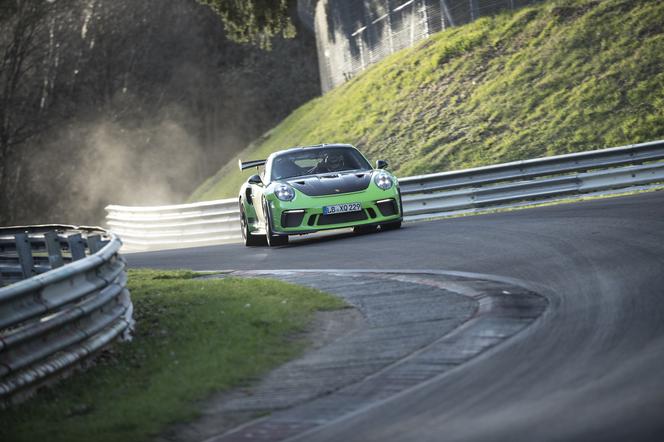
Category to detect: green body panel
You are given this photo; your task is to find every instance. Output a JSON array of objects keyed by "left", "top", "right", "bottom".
[
  {"left": 239, "top": 145, "right": 402, "bottom": 240},
  {"left": 268, "top": 176, "right": 401, "bottom": 234},
  {"left": 240, "top": 170, "right": 402, "bottom": 236}
]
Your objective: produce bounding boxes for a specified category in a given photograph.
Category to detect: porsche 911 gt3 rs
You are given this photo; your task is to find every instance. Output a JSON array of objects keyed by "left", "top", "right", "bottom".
[{"left": 238, "top": 144, "right": 402, "bottom": 246}]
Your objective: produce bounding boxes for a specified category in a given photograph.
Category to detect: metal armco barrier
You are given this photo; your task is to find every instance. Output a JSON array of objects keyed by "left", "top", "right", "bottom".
[
  {"left": 105, "top": 199, "right": 241, "bottom": 251},
  {"left": 106, "top": 140, "right": 664, "bottom": 250},
  {"left": 400, "top": 139, "right": 664, "bottom": 220},
  {"left": 0, "top": 225, "right": 133, "bottom": 406}
]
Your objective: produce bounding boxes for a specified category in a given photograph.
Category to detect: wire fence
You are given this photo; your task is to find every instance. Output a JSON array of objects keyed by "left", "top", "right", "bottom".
[{"left": 315, "top": 0, "right": 542, "bottom": 92}]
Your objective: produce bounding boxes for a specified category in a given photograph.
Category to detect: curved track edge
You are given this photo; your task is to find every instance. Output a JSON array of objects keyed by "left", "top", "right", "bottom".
[{"left": 180, "top": 270, "right": 548, "bottom": 442}]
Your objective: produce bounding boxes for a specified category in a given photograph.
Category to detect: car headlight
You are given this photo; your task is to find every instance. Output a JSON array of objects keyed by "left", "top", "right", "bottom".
[
  {"left": 374, "top": 172, "right": 393, "bottom": 190},
  {"left": 274, "top": 183, "right": 295, "bottom": 201}
]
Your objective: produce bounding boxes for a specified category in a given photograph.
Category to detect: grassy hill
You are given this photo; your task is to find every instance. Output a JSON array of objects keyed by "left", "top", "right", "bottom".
[{"left": 190, "top": 0, "right": 664, "bottom": 201}]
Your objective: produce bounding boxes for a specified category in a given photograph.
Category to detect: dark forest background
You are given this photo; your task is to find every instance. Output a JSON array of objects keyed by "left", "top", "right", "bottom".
[{"left": 0, "top": 0, "right": 319, "bottom": 226}]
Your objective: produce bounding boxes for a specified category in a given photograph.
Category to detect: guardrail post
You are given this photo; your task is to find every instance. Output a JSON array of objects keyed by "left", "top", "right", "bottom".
[
  {"left": 14, "top": 233, "right": 34, "bottom": 279},
  {"left": 44, "top": 231, "right": 65, "bottom": 269},
  {"left": 86, "top": 235, "right": 104, "bottom": 254},
  {"left": 67, "top": 233, "right": 87, "bottom": 261},
  {"left": 0, "top": 226, "right": 133, "bottom": 405}
]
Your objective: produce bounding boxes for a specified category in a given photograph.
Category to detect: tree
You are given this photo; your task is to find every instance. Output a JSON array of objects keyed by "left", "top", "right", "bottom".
[
  {"left": 0, "top": 0, "right": 64, "bottom": 221},
  {"left": 0, "top": 0, "right": 319, "bottom": 226},
  {"left": 197, "top": 0, "right": 296, "bottom": 49}
]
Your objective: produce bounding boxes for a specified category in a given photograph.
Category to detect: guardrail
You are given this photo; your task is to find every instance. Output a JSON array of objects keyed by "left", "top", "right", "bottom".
[
  {"left": 400, "top": 139, "right": 664, "bottom": 220},
  {"left": 0, "top": 225, "right": 133, "bottom": 406},
  {"left": 105, "top": 199, "right": 241, "bottom": 251},
  {"left": 106, "top": 140, "right": 664, "bottom": 250}
]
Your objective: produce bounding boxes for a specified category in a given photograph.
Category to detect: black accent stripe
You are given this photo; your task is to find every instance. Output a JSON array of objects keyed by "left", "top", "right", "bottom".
[{"left": 288, "top": 172, "right": 371, "bottom": 196}]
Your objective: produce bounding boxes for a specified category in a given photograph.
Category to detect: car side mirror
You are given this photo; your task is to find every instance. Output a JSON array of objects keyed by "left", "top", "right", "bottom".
[
  {"left": 248, "top": 174, "right": 263, "bottom": 185},
  {"left": 376, "top": 159, "right": 388, "bottom": 169}
]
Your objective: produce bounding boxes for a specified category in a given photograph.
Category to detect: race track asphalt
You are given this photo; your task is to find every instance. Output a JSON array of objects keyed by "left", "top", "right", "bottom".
[{"left": 128, "top": 191, "right": 664, "bottom": 442}]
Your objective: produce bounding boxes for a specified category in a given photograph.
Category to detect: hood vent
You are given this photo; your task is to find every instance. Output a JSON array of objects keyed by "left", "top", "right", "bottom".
[{"left": 288, "top": 172, "right": 372, "bottom": 196}]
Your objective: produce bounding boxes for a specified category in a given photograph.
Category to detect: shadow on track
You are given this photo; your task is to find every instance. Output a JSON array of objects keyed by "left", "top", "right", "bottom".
[{"left": 274, "top": 225, "right": 403, "bottom": 248}]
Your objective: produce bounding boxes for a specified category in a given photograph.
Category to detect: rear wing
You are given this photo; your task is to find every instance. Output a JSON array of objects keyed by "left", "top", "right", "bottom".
[{"left": 238, "top": 159, "right": 266, "bottom": 171}]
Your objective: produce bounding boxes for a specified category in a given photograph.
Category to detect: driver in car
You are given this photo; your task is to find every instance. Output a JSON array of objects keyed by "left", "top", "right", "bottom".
[{"left": 308, "top": 151, "right": 346, "bottom": 174}]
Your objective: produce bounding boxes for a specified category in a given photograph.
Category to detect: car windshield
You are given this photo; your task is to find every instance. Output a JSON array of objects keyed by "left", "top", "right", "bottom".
[{"left": 271, "top": 147, "right": 372, "bottom": 181}]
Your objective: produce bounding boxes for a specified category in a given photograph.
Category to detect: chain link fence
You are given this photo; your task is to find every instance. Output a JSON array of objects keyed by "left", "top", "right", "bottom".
[{"left": 315, "top": 0, "right": 542, "bottom": 92}]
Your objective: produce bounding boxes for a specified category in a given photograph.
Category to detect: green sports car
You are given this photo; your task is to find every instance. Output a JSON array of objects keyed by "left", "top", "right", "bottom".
[{"left": 238, "top": 144, "right": 402, "bottom": 246}]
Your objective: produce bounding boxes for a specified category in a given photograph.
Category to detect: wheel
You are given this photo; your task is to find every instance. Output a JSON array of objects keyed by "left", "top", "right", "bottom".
[
  {"left": 381, "top": 220, "right": 402, "bottom": 231},
  {"left": 240, "top": 202, "right": 265, "bottom": 246},
  {"left": 353, "top": 224, "right": 378, "bottom": 234},
  {"left": 263, "top": 200, "right": 289, "bottom": 247}
]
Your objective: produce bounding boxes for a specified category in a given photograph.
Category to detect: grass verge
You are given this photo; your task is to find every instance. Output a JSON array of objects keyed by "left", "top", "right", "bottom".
[{"left": 0, "top": 269, "right": 346, "bottom": 442}]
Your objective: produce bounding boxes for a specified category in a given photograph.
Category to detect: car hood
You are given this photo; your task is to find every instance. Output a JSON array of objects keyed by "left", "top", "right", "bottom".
[{"left": 286, "top": 171, "right": 372, "bottom": 196}]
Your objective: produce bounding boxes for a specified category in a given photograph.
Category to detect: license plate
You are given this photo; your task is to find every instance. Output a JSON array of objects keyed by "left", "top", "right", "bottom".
[{"left": 322, "top": 202, "right": 361, "bottom": 215}]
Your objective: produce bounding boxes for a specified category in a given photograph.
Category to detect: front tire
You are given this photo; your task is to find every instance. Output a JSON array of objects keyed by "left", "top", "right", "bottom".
[{"left": 263, "top": 200, "right": 289, "bottom": 247}]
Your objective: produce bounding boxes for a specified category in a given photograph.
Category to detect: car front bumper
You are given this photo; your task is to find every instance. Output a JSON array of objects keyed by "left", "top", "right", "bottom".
[{"left": 268, "top": 188, "right": 402, "bottom": 235}]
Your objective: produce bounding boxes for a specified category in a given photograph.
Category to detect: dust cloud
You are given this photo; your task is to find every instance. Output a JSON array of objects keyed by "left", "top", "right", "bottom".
[
  {"left": 0, "top": 0, "right": 320, "bottom": 227},
  {"left": 78, "top": 119, "right": 203, "bottom": 207}
]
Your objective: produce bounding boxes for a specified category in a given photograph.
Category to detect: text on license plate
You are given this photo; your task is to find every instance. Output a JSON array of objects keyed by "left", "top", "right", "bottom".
[{"left": 323, "top": 203, "right": 362, "bottom": 215}]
